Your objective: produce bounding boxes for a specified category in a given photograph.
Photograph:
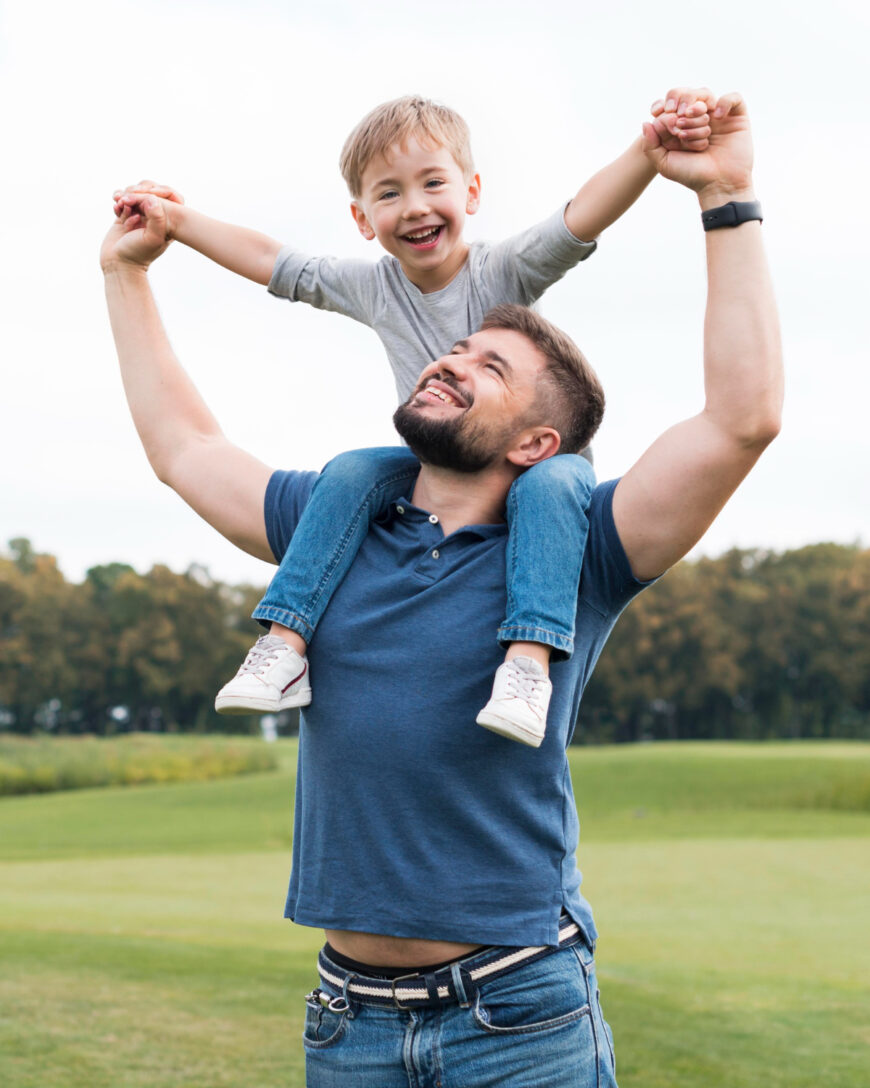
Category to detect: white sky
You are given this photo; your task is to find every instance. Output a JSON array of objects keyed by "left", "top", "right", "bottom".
[{"left": 2, "top": 0, "right": 868, "bottom": 587}]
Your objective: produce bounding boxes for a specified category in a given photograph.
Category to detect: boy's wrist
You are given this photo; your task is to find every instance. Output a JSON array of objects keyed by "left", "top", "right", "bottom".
[
  {"left": 630, "top": 133, "right": 657, "bottom": 172},
  {"left": 164, "top": 200, "right": 187, "bottom": 241}
]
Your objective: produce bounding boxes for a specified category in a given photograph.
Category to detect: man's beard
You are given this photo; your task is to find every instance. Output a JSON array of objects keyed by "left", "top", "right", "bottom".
[{"left": 393, "top": 399, "right": 504, "bottom": 473}]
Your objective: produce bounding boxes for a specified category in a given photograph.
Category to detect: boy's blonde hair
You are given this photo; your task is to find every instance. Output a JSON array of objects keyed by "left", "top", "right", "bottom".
[{"left": 339, "top": 95, "right": 474, "bottom": 199}]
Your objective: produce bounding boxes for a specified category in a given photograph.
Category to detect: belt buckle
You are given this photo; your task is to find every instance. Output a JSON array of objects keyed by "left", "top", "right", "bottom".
[{"left": 390, "top": 971, "right": 421, "bottom": 1010}]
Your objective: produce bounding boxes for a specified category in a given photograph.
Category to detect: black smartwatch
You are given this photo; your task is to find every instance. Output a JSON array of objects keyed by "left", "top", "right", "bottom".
[{"left": 701, "top": 200, "right": 763, "bottom": 231}]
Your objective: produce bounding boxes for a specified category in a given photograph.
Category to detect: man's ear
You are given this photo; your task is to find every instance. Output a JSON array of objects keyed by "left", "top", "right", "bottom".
[
  {"left": 506, "top": 427, "right": 562, "bottom": 468},
  {"left": 465, "top": 173, "right": 482, "bottom": 216},
  {"left": 350, "top": 202, "right": 376, "bottom": 241}
]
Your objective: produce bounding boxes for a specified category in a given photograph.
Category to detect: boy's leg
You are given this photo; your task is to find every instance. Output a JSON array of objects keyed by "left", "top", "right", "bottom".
[
  {"left": 476, "top": 454, "right": 595, "bottom": 746},
  {"left": 215, "top": 447, "right": 420, "bottom": 715},
  {"left": 253, "top": 447, "right": 420, "bottom": 638},
  {"left": 499, "top": 453, "right": 595, "bottom": 657}
]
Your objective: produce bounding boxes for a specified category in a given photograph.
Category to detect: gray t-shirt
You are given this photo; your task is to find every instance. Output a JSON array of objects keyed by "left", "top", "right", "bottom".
[{"left": 268, "top": 205, "right": 597, "bottom": 403}]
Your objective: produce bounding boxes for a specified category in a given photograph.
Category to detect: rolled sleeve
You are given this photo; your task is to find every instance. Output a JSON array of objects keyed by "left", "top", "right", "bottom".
[
  {"left": 268, "top": 247, "right": 378, "bottom": 325},
  {"left": 478, "top": 204, "right": 597, "bottom": 305}
]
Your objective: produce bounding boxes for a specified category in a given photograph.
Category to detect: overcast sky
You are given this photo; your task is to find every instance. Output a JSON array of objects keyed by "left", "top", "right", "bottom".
[{"left": 2, "top": 0, "right": 868, "bottom": 587}]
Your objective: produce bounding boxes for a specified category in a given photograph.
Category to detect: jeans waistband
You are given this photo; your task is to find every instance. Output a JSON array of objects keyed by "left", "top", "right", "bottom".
[{"left": 315, "top": 914, "right": 584, "bottom": 1010}]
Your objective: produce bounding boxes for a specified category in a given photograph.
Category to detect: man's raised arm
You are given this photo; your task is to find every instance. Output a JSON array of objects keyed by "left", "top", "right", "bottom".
[
  {"left": 613, "top": 92, "right": 783, "bottom": 582},
  {"left": 101, "top": 197, "right": 276, "bottom": 562}
]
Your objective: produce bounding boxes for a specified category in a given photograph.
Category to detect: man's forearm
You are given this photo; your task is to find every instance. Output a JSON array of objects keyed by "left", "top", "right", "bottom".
[
  {"left": 171, "top": 205, "right": 282, "bottom": 286},
  {"left": 563, "top": 136, "right": 656, "bottom": 241},
  {"left": 104, "top": 264, "right": 224, "bottom": 482},
  {"left": 700, "top": 186, "right": 783, "bottom": 446}
]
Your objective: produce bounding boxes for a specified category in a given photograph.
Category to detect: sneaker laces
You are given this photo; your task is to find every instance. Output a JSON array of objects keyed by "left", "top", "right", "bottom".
[
  {"left": 504, "top": 661, "right": 548, "bottom": 708},
  {"left": 236, "top": 635, "right": 285, "bottom": 676}
]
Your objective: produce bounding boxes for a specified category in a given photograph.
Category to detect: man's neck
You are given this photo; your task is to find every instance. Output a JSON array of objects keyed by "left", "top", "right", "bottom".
[{"left": 410, "top": 462, "right": 515, "bottom": 536}]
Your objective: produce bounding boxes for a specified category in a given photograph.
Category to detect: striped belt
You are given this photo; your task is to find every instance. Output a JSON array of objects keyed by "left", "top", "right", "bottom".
[{"left": 314, "top": 915, "right": 584, "bottom": 1010}]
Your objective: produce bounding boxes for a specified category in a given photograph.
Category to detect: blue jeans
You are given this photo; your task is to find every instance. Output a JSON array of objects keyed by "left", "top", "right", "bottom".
[
  {"left": 253, "top": 447, "right": 595, "bottom": 661},
  {"left": 302, "top": 942, "right": 617, "bottom": 1087}
]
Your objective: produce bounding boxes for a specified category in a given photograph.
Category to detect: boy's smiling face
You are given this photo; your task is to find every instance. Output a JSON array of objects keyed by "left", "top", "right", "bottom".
[{"left": 351, "top": 135, "right": 481, "bottom": 294}]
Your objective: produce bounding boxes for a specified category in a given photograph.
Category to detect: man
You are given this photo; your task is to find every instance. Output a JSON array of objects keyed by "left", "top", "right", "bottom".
[{"left": 103, "top": 91, "right": 780, "bottom": 1087}]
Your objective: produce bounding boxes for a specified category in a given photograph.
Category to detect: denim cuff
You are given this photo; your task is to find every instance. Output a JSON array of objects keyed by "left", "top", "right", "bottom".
[
  {"left": 251, "top": 605, "right": 315, "bottom": 641},
  {"left": 496, "top": 624, "right": 574, "bottom": 663}
]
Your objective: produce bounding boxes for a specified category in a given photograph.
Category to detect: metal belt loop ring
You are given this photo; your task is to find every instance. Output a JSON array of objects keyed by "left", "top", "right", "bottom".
[
  {"left": 391, "top": 972, "right": 420, "bottom": 1010},
  {"left": 338, "top": 972, "right": 357, "bottom": 1017}
]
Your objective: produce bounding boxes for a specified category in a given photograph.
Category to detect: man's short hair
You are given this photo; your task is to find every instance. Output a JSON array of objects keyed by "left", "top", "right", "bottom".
[
  {"left": 480, "top": 305, "right": 605, "bottom": 454},
  {"left": 339, "top": 96, "right": 474, "bottom": 200}
]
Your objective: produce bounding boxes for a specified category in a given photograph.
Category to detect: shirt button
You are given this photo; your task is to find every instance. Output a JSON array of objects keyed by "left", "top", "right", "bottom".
[
  {"left": 396, "top": 505, "right": 405, "bottom": 514},
  {"left": 428, "top": 514, "right": 439, "bottom": 524},
  {"left": 432, "top": 549, "right": 440, "bottom": 559}
]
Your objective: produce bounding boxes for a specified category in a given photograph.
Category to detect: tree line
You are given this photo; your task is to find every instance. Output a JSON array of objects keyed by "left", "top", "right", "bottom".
[{"left": 1, "top": 537, "right": 867, "bottom": 742}]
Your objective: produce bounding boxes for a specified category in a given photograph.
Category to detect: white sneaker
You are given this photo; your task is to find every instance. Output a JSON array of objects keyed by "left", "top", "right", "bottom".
[
  {"left": 215, "top": 635, "right": 312, "bottom": 715},
  {"left": 476, "top": 657, "right": 552, "bottom": 748}
]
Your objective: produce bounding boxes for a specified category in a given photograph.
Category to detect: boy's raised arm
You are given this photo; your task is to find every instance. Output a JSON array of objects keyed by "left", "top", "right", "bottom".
[
  {"left": 102, "top": 196, "right": 276, "bottom": 561},
  {"left": 563, "top": 86, "right": 715, "bottom": 242},
  {"left": 114, "top": 180, "right": 282, "bottom": 286}
]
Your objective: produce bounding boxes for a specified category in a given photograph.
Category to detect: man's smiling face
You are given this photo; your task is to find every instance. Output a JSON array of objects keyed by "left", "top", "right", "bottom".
[{"left": 393, "top": 328, "right": 549, "bottom": 472}]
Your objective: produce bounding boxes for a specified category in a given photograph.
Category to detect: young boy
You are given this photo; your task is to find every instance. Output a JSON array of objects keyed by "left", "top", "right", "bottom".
[{"left": 114, "top": 89, "right": 711, "bottom": 747}]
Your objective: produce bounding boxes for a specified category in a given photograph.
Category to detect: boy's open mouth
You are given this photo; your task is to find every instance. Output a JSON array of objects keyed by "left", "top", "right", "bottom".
[{"left": 402, "top": 225, "right": 443, "bottom": 249}]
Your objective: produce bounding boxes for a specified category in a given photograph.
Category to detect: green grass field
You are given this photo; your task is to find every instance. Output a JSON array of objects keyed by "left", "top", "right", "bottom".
[
  {"left": 0, "top": 733, "right": 278, "bottom": 796},
  {"left": 1, "top": 740, "right": 868, "bottom": 1087}
]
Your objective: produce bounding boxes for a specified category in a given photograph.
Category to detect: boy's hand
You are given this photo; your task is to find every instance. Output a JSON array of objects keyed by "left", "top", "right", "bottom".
[
  {"left": 113, "top": 179, "right": 184, "bottom": 218},
  {"left": 642, "top": 91, "right": 754, "bottom": 200},
  {"left": 100, "top": 194, "right": 173, "bottom": 273},
  {"left": 649, "top": 86, "right": 716, "bottom": 152}
]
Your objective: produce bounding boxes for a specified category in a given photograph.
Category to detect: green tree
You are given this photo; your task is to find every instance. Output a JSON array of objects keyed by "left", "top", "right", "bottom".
[{"left": 2, "top": 537, "right": 867, "bottom": 740}]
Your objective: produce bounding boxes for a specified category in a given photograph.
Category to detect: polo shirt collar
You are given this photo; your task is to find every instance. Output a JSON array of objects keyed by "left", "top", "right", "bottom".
[{"left": 385, "top": 496, "right": 507, "bottom": 541}]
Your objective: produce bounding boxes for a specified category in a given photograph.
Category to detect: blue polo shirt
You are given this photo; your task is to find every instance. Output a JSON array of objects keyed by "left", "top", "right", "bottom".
[{"left": 265, "top": 472, "right": 649, "bottom": 948}]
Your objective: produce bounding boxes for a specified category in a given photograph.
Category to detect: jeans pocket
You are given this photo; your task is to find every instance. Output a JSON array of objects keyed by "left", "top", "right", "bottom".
[
  {"left": 302, "top": 991, "right": 350, "bottom": 1050},
  {"left": 472, "top": 994, "right": 591, "bottom": 1036},
  {"left": 470, "top": 950, "right": 591, "bottom": 1036}
]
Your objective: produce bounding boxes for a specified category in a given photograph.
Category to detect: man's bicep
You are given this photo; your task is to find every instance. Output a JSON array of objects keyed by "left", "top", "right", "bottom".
[
  {"left": 166, "top": 437, "right": 276, "bottom": 563},
  {"left": 612, "top": 413, "right": 763, "bottom": 582}
]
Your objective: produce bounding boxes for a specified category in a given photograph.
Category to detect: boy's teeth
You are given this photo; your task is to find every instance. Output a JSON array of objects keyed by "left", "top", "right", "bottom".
[{"left": 407, "top": 227, "right": 438, "bottom": 241}]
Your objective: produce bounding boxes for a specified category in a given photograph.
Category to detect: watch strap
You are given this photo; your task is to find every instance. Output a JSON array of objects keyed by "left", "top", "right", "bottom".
[{"left": 701, "top": 200, "right": 763, "bottom": 231}]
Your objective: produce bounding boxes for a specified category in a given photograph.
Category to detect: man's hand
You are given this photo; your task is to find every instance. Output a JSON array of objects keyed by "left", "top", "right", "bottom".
[
  {"left": 100, "top": 194, "right": 173, "bottom": 273},
  {"left": 643, "top": 91, "right": 753, "bottom": 202},
  {"left": 107, "top": 180, "right": 186, "bottom": 270}
]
